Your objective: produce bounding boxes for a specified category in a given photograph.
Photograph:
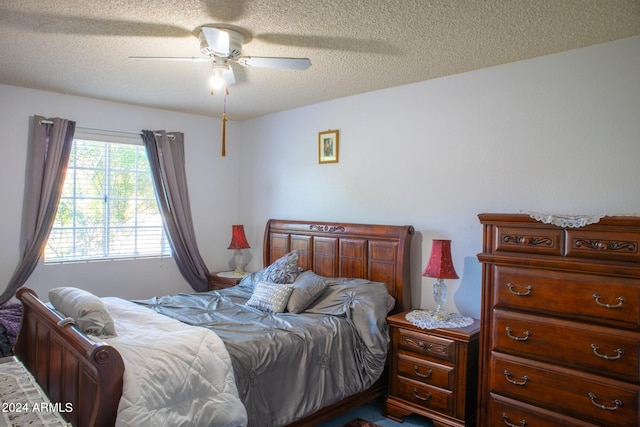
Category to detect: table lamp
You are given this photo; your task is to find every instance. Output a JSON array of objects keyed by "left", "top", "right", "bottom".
[
  {"left": 228, "top": 225, "right": 250, "bottom": 275},
  {"left": 422, "top": 239, "right": 458, "bottom": 320}
]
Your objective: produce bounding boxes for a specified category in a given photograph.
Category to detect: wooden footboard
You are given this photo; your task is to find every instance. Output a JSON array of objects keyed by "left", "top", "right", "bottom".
[{"left": 14, "top": 288, "right": 124, "bottom": 427}]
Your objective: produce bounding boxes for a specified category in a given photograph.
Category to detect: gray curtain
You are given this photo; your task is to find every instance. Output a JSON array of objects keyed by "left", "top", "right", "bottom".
[
  {"left": 0, "top": 116, "right": 75, "bottom": 304},
  {"left": 142, "top": 130, "right": 208, "bottom": 291}
]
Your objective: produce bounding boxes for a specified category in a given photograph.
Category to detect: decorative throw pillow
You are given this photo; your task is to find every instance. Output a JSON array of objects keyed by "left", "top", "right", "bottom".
[
  {"left": 287, "top": 271, "right": 328, "bottom": 313},
  {"left": 246, "top": 281, "right": 294, "bottom": 313},
  {"left": 261, "top": 250, "right": 300, "bottom": 284},
  {"left": 49, "top": 287, "right": 117, "bottom": 338}
]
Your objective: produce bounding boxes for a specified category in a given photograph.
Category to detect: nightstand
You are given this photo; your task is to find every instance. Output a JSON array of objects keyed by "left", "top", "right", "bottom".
[
  {"left": 384, "top": 312, "right": 480, "bottom": 427},
  {"left": 205, "top": 271, "right": 249, "bottom": 290}
]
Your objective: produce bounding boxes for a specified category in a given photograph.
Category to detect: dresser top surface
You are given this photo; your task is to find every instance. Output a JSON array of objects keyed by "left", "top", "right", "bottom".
[{"left": 479, "top": 213, "right": 640, "bottom": 228}]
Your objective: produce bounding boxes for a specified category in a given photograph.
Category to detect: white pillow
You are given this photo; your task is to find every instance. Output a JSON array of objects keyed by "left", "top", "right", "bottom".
[
  {"left": 49, "top": 287, "right": 116, "bottom": 338},
  {"left": 246, "top": 281, "right": 294, "bottom": 314}
]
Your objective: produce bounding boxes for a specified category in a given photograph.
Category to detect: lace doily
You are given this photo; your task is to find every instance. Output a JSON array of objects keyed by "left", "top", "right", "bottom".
[
  {"left": 217, "top": 271, "right": 249, "bottom": 279},
  {"left": 405, "top": 310, "right": 474, "bottom": 329},
  {"left": 520, "top": 210, "right": 606, "bottom": 228},
  {"left": 520, "top": 211, "right": 640, "bottom": 228}
]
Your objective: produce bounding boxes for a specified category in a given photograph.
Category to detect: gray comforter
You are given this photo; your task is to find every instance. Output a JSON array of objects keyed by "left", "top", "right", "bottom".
[{"left": 135, "top": 276, "right": 391, "bottom": 427}]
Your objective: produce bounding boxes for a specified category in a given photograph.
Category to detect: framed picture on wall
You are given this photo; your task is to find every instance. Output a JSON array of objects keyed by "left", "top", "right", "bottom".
[{"left": 318, "top": 130, "right": 339, "bottom": 164}]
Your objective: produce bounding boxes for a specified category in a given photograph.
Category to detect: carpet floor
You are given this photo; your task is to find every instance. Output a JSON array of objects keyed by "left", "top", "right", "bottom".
[{"left": 317, "top": 399, "right": 433, "bottom": 427}]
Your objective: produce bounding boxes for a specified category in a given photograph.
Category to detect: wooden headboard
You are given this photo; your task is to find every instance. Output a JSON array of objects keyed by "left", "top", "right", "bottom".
[{"left": 263, "top": 219, "right": 414, "bottom": 313}]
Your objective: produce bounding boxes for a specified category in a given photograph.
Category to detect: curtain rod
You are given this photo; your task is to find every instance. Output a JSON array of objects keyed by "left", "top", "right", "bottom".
[{"left": 38, "top": 119, "right": 174, "bottom": 139}]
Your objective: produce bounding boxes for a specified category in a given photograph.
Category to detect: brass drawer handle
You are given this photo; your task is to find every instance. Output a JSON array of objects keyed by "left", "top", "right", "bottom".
[
  {"left": 575, "top": 239, "right": 637, "bottom": 252},
  {"left": 506, "top": 327, "right": 530, "bottom": 341},
  {"left": 412, "top": 387, "right": 431, "bottom": 401},
  {"left": 588, "top": 392, "right": 622, "bottom": 411},
  {"left": 503, "top": 235, "right": 552, "bottom": 247},
  {"left": 414, "top": 365, "right": 432, "bottom": 379},
  {"left": 592, "top": 294, "right": 625, "bottom": 309},
  {"left": 502, "top": 413, "right": 527, "bottom": 427},
  {"left": 405, "top": 337, "right": 433, "bottom": 351},
  {"left": 507, "top": 283, "right": 532, "bottom": 296},
  {"left": 503, "top": 235, "right": 529, "bottom": 245},
  {"left": 503, "top": 370, "right": 529, "bottom": 386},
  {"left": 591, "top": 344, "right": 624, "bottom": 360}
]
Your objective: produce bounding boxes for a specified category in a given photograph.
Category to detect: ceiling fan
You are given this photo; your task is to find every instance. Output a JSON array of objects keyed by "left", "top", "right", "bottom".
[{"left": 129, "top": 26, "right": 312, "bottom": 90}]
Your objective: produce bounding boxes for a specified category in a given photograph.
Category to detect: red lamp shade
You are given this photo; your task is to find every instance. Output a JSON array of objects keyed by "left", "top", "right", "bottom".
[
  {"left": 228, "top": 225, "right": 250, "bottom": 250},
  {"left": 422, "top": 239, "right": 458, "bottom": 279}
]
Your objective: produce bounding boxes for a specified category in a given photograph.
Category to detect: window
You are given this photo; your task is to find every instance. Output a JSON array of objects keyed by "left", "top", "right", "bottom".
[{"left": 45, "top": 138, "right": 170, "bottom": 263}]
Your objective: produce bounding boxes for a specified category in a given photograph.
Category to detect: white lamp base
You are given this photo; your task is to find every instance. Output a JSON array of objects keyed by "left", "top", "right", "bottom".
[
  {"left": 432, "top": 278, "right": 449, "bottom": 320},
  {"left": 232, "top": 249, "right": 245, "bottom": 275}
]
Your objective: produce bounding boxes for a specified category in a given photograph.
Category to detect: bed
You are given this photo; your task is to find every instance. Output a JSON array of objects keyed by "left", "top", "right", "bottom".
[{"left": 14, "top": 219, "right": 414, "bottom": 426}]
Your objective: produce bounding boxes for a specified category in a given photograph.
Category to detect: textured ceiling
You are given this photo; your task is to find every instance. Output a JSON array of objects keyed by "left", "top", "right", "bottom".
[{"left": 1, "top": 1, "right": 639, "bottom": 121}]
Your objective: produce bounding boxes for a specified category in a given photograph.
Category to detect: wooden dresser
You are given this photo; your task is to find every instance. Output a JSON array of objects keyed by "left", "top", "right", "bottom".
[{"left": 477, "top": 213, "right": 640, "bottom": 427}]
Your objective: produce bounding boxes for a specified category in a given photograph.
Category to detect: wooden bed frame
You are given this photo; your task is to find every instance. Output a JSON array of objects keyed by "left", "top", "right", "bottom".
[{"left": 15, "top": 219, "right": 414, "bottom": 427}]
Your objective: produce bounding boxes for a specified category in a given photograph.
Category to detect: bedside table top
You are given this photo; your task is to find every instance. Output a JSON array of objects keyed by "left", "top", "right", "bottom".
[
  {"left": 205, "top": 271, "right": 249, "bottom": 291},
  {"left": 214, "top": 271, "right": 250, "bottom": 279},
  {"left": 387, "top": 311, "right": 480, "bottom": 340}
]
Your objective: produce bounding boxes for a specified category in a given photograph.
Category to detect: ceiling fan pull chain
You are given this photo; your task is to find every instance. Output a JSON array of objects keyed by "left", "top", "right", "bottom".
[
  {"left": 221, "top": 113, "right": 227, "bottom": 156},
  {"left": 221, "top": 88, "right": 228, "bottom": 157}
]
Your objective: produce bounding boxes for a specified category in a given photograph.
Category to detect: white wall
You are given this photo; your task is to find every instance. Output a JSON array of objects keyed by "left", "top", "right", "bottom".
[
  {"left": 0, "top": 85, "right": 242, "bottom": 300},
  {"left": 2, "top": 36, "right": 639, "bottom": 315},
  {"left": 239, "top": 36, "right": 640, "bottom": 318}
]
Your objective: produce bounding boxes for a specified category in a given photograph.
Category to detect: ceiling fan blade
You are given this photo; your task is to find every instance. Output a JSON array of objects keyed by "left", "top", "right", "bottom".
[
  {"left": 237, "top": 57, "right": 311, "bottom": 70},
  {"left": 129, "top": 56, "right": 212, "bottom": 62},
  {"left": 201, "top": 27, "right": 230, "bottom": 56}
]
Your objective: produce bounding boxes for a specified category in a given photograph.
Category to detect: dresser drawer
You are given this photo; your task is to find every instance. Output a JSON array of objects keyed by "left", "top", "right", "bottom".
[
  {"left": 493, "top": 265, "right": 640, "bottom": 328},
  {"left": 488, "top": 394, "right": 599, "bottom": 427},
  {"left": 394, "top": 376, "right": 453, "bottom": 416},
  {"left": 566, "top": 229, "right": 640, "bottom": 262},
  {"left": 397, "top": 328, "right": 455, "bottom": 362},
  {"left": 494, "top": 225, "right": 564, "bottom": 256},
  {"left": 396, "top": 351, "right": 454, "bottom": 390},
  {"left": 492, "top": 309, "right": 640, "bottom": 382},
  {"left": 489, "top": 353, "right": 640, "bottom": 426}
]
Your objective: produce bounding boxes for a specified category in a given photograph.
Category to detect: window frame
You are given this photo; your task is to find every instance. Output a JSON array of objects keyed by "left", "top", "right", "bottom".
[{"left": 44, "top": 132, "right": 171, "bottom": 264}]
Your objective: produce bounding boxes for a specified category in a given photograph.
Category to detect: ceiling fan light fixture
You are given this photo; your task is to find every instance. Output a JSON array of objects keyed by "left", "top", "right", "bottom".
[
  {"left": 210, "top": 71, "right": 226, "bottom": 90},
  {"left": 210, "top": 60, "right": 231, "bottom": 90}
]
